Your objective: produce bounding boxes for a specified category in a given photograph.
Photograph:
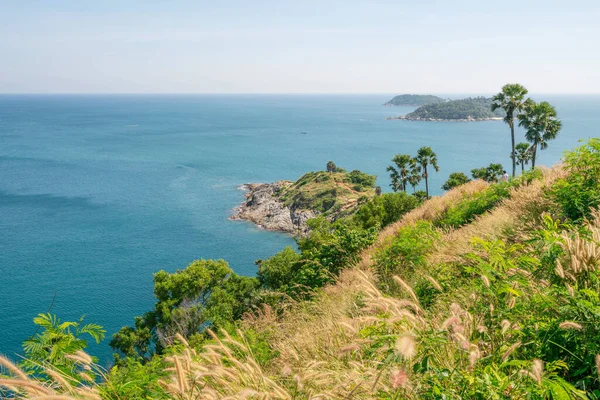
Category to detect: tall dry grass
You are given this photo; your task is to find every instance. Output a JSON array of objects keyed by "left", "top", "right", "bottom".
[{"left": 0, "top": 352, "right": 100, "bottom": 400}]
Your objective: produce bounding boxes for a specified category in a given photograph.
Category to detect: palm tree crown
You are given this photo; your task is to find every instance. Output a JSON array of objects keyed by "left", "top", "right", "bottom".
[
  {"left": 387, "top": 154, "right": 413, "bottom": 192},
  {"left": 491, "top": 83, "right": 529, "bottom": 178},
  {"left": 517, "top": 100, "right": 562, "bottom": 168},
  {"left": 416, "top": 146, "right": 439, "bottom": 198}
]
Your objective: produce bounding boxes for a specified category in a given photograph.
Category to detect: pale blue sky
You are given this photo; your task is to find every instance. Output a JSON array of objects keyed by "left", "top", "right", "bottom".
[{"left": 1, "top": 0, "right": 599, "bottom": 93}]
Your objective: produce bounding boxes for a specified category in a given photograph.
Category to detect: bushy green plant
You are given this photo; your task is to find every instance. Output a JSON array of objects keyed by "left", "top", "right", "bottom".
[
  {"left": 353, "top": 192, "right": 419, "bottom": 229},
  {"left": 374, "top": 222, "right": 440, "bottom": 291},
  {"left": 551, "top": 138, "right": 600, "bottom": 222}
]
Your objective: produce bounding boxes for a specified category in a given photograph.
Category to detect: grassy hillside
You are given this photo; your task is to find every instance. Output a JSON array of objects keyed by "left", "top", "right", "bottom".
[
  {"left": 3, "top": 140, "right": 600, "bottom": 399},
  {"left": 277, "top": 169, "right": 377, "bottom": 219}
]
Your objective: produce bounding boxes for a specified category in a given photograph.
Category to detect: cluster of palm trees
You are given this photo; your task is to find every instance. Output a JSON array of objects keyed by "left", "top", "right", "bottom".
[
  {"left": 491, "top": 83, "right": 562, "bottom": 177},
  {"left": 386, "top": 146, "right": 439, "bottom": 198}
]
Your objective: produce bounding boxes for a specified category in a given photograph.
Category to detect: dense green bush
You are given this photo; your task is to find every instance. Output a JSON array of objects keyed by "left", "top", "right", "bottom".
[
  {"left": 353, "top": 192, "right": 420, "bottom": 229},
  {"left": 434, "top": 182, "right": 511, "bottom": 228},
  {"left": 374, "top": 221, "right": 440, "bottom": 291},
  {"left": 551, "top": 138, "right": 600, "bottom": 222},
  {"left": 346, "top": 169, "right": 377, "bottom": 190}
]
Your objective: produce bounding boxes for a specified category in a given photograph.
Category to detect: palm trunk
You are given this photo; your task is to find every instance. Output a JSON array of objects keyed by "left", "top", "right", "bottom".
[
  {"left": 510, "top": 117, "right": 516, "bottom": 177},
  {"left": 424, "top": 165, "right": 429, "bottom": 199},
  {"left": 532, "top": 143, "right": 537, "bottom": 169},
  {"left": 521, "top": 161, "right": 524, "bottom": 174}
]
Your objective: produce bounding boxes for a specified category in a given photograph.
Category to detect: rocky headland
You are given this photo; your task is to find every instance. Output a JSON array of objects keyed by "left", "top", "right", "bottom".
[
  {"left": 231, "top": 182, "right": 317, "bottom": 235},
  {"left": 231, "top": 168, "right": 377, "bottom": 235}
]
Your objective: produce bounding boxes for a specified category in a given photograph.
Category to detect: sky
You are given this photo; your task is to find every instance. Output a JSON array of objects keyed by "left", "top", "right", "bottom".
[{"left": 1, "top": 0, "right": 599, "bottom": 94}]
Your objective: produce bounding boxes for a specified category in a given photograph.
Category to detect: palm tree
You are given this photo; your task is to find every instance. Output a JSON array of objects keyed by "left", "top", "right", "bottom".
[
  {"left": 491, "top": 83, "right": 529, "bottom": 178},
  {"left": 514, "top": 142, "right": 532, "bottom": 174},
  {"left": 326, "top": 161, "right": 336, "bottom": 173},
  {"left": 416, "top": 147, "right": 439, "bottom": 198},
  {"left": 386, "top": 154, "right": 412, "bottom": 192},
  {"left": 407, "top": 158, "right": 422, "bottom": 193},
  {"left": 517, "top": 101, "right": 562, "bottom": 169}
]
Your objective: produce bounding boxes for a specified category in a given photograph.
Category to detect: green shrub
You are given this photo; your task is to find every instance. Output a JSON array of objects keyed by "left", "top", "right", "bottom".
[
  {"left": 551, "top": 138, "right": 600, "bottom": 222},
  {"left": 353, "top": 192, "right": 419, "bottom": 229},
  {"left": 374, "top": 221, "right": 440, "bottom": 291}
]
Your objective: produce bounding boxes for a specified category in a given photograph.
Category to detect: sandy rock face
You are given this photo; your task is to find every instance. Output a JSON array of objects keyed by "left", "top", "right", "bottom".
[{"left": 231, "top": 182, "right": 317, "bottom": 235}]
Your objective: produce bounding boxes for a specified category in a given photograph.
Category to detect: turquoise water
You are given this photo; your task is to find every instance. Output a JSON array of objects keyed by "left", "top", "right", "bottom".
[{"left": 0, "top": 94, "right": 597, "bottom": 363}]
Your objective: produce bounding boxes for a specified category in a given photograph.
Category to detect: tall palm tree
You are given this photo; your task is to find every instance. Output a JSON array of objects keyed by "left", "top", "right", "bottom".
[
  {"left": 386, "top": 154, "right": 412, "bottom": 192},
  {"left": 514, "top": 142, "right": 532, "bottom": 174},
  {"left": 491, "top": 83, "right": 529, "bottom": 178},
  {"left": 408, "top": 157, "right": 422, "bottom": 193},
  {"left": 416, "top": 147, "right": 439, "bottom": 198},
  {"left": 517, "top": 101, "right": 562, "bottom": 169}
]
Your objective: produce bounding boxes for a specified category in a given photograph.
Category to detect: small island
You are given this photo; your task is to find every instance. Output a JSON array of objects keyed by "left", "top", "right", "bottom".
[
  {"left": 231, "top": 165, "right": 376, "bottom": 235},
  {"left": 383, "top": 94, "right": 445, "bottom": 106},
  {"left": 387, "top": 96, "right": 505, "bottom": 122}
]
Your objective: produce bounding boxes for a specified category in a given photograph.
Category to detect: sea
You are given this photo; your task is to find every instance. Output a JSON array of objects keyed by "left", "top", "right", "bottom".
[{"left": 0, "top": 94, "right": 598, "bottom": 363}]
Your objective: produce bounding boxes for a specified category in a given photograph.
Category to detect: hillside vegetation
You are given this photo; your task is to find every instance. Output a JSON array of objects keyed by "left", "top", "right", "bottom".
[
  {"left": 403, "top": 97, "right": 506, "bottom": 120},
  {"left": 384, "top": 94, "right": 445, "bottom": 106},
  {"left": 3, "top": 140, "right": 600, "bottom": 399},
  {"left": 277, "top": 169, "right": 377, "bottom": 219}
]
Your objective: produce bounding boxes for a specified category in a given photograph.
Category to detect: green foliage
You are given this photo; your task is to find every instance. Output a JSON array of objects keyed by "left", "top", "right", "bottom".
[
  {"left": 518, "top": 100, "right": 562, "bottom": 168},
  {"left": 435, "top": 181, "right": 512, "bottom": 228},
  {"left": 515, "top": 142, "right": 533, "bottom": 173},
  {"left": 374, "top": 221, "right": 440, "bottom": 290},
  {"left": 441, "top": 172, "right": 470, "bottom": 190},
  {"left": 353, "top": 192, "right": 420, "bottom": 230},
  {"left": 100, "top": 356, "right": 170, "bottom": 400},
  {"left": 387, "top": 154, "right": 413, "bottom": 192},
  {"left": 111, "top": 259, "right": 260, "bottom": 358},
  {"left": 551, "top": 138, "right": 600, "bottom": 222},
  {"left": 406, "top": 97, "right": 505, "bottom": 120},
  {"left": 384, "top": 94, "right": 445, "bottom": 106},
  {"left": 471, "top": 163, "right": 504, "bottom": 183},
  {"left": 294, "top": 217, "right": 378, "bottom": 290},
  {"left": 256, "top": 246, "right": 301, "bottom": 291},
  {"left": 21, "top": 313, "right": 105, "bottom": 379},
  {"left": 326, "top": 160, "right": 337, "bottom": 173},
  {"left": 347, "top": 169, "right": 377, "bottom": 190},
  {"left": 416, "top": 146, "right": 440, "bottom": 198},
  {"left": 279, "top": 169, "right": 376, "bottom": 217}
]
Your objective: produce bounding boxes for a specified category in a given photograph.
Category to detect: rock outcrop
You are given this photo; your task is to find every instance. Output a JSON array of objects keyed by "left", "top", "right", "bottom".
[{"left": 231, "top": 182, "right": 317, "bottom": 235}]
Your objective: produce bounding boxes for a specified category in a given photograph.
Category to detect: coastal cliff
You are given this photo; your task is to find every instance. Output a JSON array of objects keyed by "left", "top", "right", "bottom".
[
  {"left": 231, "top": 182, "right": 317, "bottom": 235},
  {"left": 231, "top": 168, "right": 377, "bottom": 235}
]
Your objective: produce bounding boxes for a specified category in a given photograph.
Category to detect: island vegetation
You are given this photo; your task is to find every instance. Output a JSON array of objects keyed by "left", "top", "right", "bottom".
[
  {"left": 232, "top": 164, "right": 378, "bottom": 234},
  {"left": 383, "top": 94, "right": 445, "bottom": 106},
  {"left": 5, "top": 84, "right": 598, "bottom": 400},
  {"left": 389, "top": 96, "right": 505, "bottom": 121}
]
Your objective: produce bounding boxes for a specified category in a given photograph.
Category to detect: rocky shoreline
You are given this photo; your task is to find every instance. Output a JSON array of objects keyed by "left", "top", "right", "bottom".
[
  {"left": 386, "top": 115, "right": 503, "bottom": 122},
  {"left": 230, "top": 181, "right": 317, "bottom": 236}
]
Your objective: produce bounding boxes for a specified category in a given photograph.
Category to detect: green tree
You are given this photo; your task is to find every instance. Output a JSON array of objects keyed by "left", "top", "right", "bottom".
[
  {"left": 111, "top": 259, "right": 260, "bottom": 358},
  {"left": 326, "top": 161, "right": 336, "bottom": 173},
  {"left": 21, "top": 313, "right": 105, "bottom": 379},
  {"left": 416, "top": 147, "right": 439, "bottom": 198},
  {"left": 375, "top": 185, "right": 382, "bottom": 196},
  {"left": 514, "top": 142, "right": 532, "bottom": 174},
  {"left": 386, "top": 154, "right": 412, "bottom": 192},
  {"left": 491, "top": 83, "right": 529, "bottom": 178},
  {"left": 407, "top": 158, "right": 422, "bottom": 193},
  {"left": 442, "top": 172, "right": 470, "bottom": 190},
  {"left": 471, "top": 163, "right": 504, "bottom": 183},
  {"left": 353, "top": 192, "right": 419, "bottom": 229},
  {"left": 256, "top": 246, "right": 301, "bottom": 291},
  {"left": 518, "top": 100, "right": 562, "bottom": 169}
]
